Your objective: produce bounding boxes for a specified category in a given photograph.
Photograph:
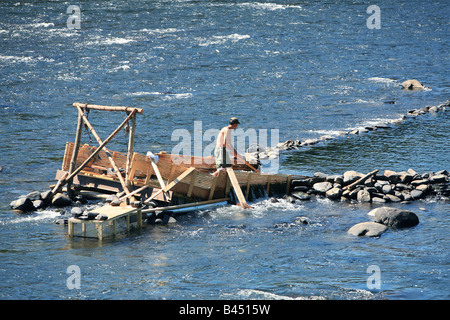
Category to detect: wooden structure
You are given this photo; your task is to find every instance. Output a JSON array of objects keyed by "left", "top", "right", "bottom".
[{"left": 60, "top": 103, "right": 301, "bottom": 239}]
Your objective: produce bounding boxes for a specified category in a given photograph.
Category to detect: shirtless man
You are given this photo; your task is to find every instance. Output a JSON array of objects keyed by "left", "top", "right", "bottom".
[{"left": 213, "top": 117, "right": 243, "bottom": 177}]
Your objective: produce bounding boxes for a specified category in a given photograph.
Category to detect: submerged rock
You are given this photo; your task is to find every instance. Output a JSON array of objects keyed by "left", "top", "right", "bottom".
[
  {"left": 10, "top": 197, "right": 34, "bottom": 212},
  {"left": 401, "top": 79, "right": 425, "bottom": 90},
  {"left": 348, "top": 222, "right": 388, "bottom": 237}
]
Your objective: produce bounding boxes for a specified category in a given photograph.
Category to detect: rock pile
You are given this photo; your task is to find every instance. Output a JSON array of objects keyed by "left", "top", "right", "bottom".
[
  {"left": 276, "top": 100, "right": 449, "bottom": 151},
  {"left": 288, "top": 169, "right": 450, "bottom": 204},
  {"left": 9, "top": 190, "right": 88, "bottom": 214}
]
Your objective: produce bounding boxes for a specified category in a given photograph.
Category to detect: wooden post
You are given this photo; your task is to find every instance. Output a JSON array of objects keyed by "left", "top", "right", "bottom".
[
  {"left": 125, "top": 113, "right": 136, "bottom": 189},
  {"left": 67, "top": 109, "right": 84, "bottom": 198}
]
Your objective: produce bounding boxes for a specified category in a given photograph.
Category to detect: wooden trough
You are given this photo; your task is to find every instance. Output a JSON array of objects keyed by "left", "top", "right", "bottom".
[{"left": 59, "top": 103, "right": 301, "bottom": 239}]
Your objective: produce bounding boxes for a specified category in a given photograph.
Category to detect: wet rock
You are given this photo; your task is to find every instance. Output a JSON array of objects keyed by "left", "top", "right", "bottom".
[
  {"left": 41, "top": 190, "right": 54, "bottom": 205},
  {"left": 384, "top": 170, "right": 401, "bottom": 183},
  {"left": 325, "top": 187, "right": 342, "bottom": 200},
  {"left": 370, "top": 207, "right": 419, "bottom": 228},
  {"left": 372, "top": 197, "right": 386, "bottom": 204},
  {"left": 52, "top": 193, "right": 72, "bottom": 207},
  {"left": 71, "top": 207, "right": 83, "bottom": 218},
  {"left": 401, "top": 79, "right": 425, "bottom": 90},
  {"left": 313, "top": 182, "right": 333, "bottom": 194},
  {"left": 348, "top": 222, "right": 388, "bottom": 237},
  {"left": 411, "top": 178, "right": 430, "bottom": 186},
  {"left": 32, "top": 200, "right": 46, "bottom": 210},
  {"left": 410, "top": 189, "right": 424, "bottom": 200},
  {"left": 10, "top": 197, "right": 34, "bottom": 212},
  {"left": 295, "top": 216, "right": 309, "bottom": 225},
  {"left": 381, "top": 184, "right": 393, "bottom": 195},
  {"left": 291, "top": 192, "right": 311, "bottom": 201}
]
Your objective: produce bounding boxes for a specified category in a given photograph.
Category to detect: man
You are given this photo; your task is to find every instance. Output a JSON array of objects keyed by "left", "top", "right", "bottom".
[{"left": 213, "top": 117, "right": 243, "bottom": 177}]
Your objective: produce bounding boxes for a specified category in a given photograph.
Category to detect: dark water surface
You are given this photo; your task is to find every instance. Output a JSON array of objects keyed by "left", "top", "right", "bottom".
[{"left": 0, "top": 0, "right": 448, "bottom": 300}]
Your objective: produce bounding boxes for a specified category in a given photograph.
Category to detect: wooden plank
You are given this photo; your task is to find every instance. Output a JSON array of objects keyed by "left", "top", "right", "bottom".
[
  {"left": 186, "top": 170, "right": 197, "bottom": 198},
  {"left": 226, "top": 167, "right": 251, "bottom": 209},
  {"left": 208, "top": 174, "right": 219, "bottom": 200}
]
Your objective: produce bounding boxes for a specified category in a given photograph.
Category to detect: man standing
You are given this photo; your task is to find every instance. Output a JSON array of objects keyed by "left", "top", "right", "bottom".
[{"left": 213, "top": 117, "right": 242, "bottom": 177}]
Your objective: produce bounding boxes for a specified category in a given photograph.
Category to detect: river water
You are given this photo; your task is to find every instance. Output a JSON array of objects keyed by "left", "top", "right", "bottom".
[{"left": 0, "top": 0, "right": 448, "bottom": 300}]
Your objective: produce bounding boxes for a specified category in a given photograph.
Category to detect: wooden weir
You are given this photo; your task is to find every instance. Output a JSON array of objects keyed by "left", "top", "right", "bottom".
[{"left": 60, "top": 103, "right": 301, "bottom": 239}]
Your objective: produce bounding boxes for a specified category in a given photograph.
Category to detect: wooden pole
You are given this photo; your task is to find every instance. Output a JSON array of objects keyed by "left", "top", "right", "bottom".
[
  {"left": 125, "top": 113, "right": 136, "bottom": 189},
  {"left": 67, "top": 110, "right": 84, "bottom": 198},
  {"left": 76, "top": 105, "right": 133, "bottom": 195},
  {"left": 141, "top": 198, "right": 230, "bottom": 214},
  {"left": 52, "top": 108, "right": 137, "bottom": 194},
  {"left": 343, "top": 169, "right": 379, "bottom": 191},
  {"left": 73, "top": 102, "right": 144, "bottom": 114}
]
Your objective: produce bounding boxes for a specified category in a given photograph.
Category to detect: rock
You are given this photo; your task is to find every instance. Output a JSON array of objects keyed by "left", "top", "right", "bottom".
[
  {"left": 357, "top": 189, "right": 371, "bottom": 202},
  {"left": 415, "top": 184, "right": 429, "bottom": 192},
  {"left": 384, "top": 170, "right": 400, "bottom": 183},
  {"left": 400, "top": 173, "right": 415, "bottom": 184},
  {"left": 26, "top": 191, "right": 42, "bottom": 201},
  {"left": 348, "top": 222, "right": 388, "bottom": 237},
  {"left": 295, "top": 216, "right": 309, "bottom": 225},
  {"left": 372, "top": 197, "right": 386, "bottom": 204},
  {"left": 325, "top": 187, "right": 342, "bottom": 200},
  {"left": 110, "top": 199, "right": 122, "bottom": 206},
  {"left": 106, "top": 194, "right": 119, "bottom": 203},
  {"left": 401, "top": 79, "right": 425, "bottom": 90},
  {"left": 343, "top": 171, "right": 363, "bottom": 185},
  {"left": 291, "top": 192, "right": 311, "bottom": 201},
  {"left": 411, "top": 179, "right": 429, "bottom": 186},
  {"left": 270, "top": 197, "right": 279, "bottom": 203},
  {"left": 41, "top": 190, "right": 54, "bottom": 204},
  {"left": 430, "top": 174, "right": 447, "bottom": 184},
  {"left": 384, "top": 194, "right": 402, "bottom": 202},
  {"left": 10, "top": 197, "right": 34, "bottom": 212},
  {"left": 381, "top": 184, "right": 393, "bottom": 195},
  {"left": 71, "top": 207, "right": 83, "bottom": 217},
  {"left": 371, "top": 207, "right": 419, "bottom": 228},
  {"left": 291, "top": 179, "right": 311, "bottom": 188},
  {"left": 410, "top": 189, "right": 424, "bottom": 200},
  {"left": 313, "top": 182, "right": 333, "bottom": 194},
  {"left": 32, "top": 200, "right": 46, "bottom": 210},
  {"left": 52, "top": 193, "right": 72, "bottom": 207}
]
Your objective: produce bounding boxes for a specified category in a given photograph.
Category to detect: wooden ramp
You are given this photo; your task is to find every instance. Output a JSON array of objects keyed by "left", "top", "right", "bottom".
[{"left": 68, "top": 204, "right": 142, "bottom": 240}]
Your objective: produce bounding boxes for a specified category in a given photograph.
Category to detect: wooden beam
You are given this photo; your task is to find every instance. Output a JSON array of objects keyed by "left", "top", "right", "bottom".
[
  {"left": 208, "top": 174, "right": 219, "bottom": 200},
  {"left": 67, "top": 109, "right": 84, "bottom": 198},
  {"left": 226, "top": 167, "right": 251, "bottom": 209},
  {"left": 143, "top": 167, "right": 196, "bottom": 204},
  {"left": 186, "top": 170, "right": 198, "bottom": 198},
  {"left": 343, "top": 169, "right": 379, "bottom": 191},
  {"left": 73, "top": 102, "right": 144, "bottom": 114},
  {"left": 125, "top": 113, "right": 136, "bottom": 189}
]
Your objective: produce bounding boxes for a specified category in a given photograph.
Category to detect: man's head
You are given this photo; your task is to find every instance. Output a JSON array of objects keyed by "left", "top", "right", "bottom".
[{"left": 229, "top": 117, "right": 240, "bottom": 129}]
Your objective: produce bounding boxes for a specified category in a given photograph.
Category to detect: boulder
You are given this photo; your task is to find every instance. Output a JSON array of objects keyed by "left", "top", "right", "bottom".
[
  {"left": 312, "top": 182, "right": 333, "bottom": 194},
  {"left": 382, "top": 184, "right": 393, "bottom": 195},
  {"left": 41, "top": 190, "right": 54, "bottom": 204},
  {"left": 401, "top": 79, "right": 425, "bottom": 90},
  {"left": 10, "top": 197, "right": 35, "bottom": 212},
  {"left": 370, "top": 207, "right": 419, "bottom": 228},
  {"left": 26, "top": 191, "right": 42, "bottom": 201},
  {"left": 384, "top": 170, "right": 401, "bottom": 183},
  {"left": 32, "top": 200, "right": 46, "bottom": 210},
  {"left": 430, "top": 174, "right": 447, "bottom": 184},
  {"left": 343, "top": 171, "right": 363, "bottom": 185},
  {"left": 325, "top": 187, "right": 342, "bottom": 200},
  {"left": 357, "top": 189, "right": 371, "bottom": 202},
  {"left": 410, "top": 189, "right": 424, "bottom": 200},
  {"left": 348, "top": 222, "right": 388, "bottom": 237},
  {"left": 384, "top": 194, "right": 402, "bottom": 202},
  {"left": 291, "top": 192, "right": 311, "bottom": 201},
  {"left": 52, "top": 193, "right": 72, "bottom": 207}
]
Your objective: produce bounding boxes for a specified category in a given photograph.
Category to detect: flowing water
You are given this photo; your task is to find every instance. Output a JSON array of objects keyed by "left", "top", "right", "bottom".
[{"left": 0, "top": 0, "right": 448, "bottom": 300}]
